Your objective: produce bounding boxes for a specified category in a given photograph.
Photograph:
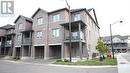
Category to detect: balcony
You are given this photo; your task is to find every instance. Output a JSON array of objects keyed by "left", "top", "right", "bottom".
[
  {"left": 5, "top": 40, "right": 12, "bottom": 47},
  {"left": 64, "top": 32, "right": 85, "bottom": 43},
  {"left": 22, "top": 38, "right": 31, "bottom": 45},
  {"left": 19, "top": 23, "right": 32, "bottom": 33},
  {"left": 6, "top": 29, "right": 15, "bottom": 35}
]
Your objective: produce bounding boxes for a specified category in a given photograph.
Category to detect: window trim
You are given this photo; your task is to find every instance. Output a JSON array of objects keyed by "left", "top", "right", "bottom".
[
  {"left": 17, "top": 34, "right": 22, "bottom": 42},
  {"left": 36, "top": 31, "right": 43, "bottom": 39},
  {"left": 52, "top": 14, "right": 60, "bottom": 22},
  {"left": 52, "top": 28, "right": 60, "bottom": 37},
  {"left": 18, "top": 23, "right": 23, "bottom": 29},
  {"left": 74, "top": 13, "right": 81, "bottom": 21},
  {"left": 37, "top": 17, "right": 43, "bottom": 25}
]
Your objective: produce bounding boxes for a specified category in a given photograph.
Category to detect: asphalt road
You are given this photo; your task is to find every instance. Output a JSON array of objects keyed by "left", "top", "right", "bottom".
[{"left": 0, "top": 60, "right": 118, "bottom": 73}]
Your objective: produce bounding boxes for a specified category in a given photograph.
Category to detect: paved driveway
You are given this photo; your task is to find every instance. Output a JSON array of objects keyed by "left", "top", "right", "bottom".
[
  {"left": 117, "top": 53, "right": 130, "bottom": 73},
  {"left": 0, "top": 60, "right": 118, "bottom": 73}
]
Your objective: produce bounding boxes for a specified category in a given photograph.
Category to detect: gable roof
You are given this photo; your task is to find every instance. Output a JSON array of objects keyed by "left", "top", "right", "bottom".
[
  {"left": 88, "top": 8, "right": 99, "bottom": 25},
  {"left": 65, "top": 8, "right": 99, "bottom": 28},
  {"left": 70, "top": 8, "right": 86, "bottom": 13},
  {"left": 0, "top": 24, "right": 15, "bottom": 30},
  {"left": 31, "top": 8, "right": 48, "bottom": 18},
  {"left": 31, "top": 7, "right": 99, "bottom": 28},
  {"left": 87, "top": 8, "right": 93, "bottom": 12},
  {"left": 101, "top": 35, "right": 130, "bottom": 42},
  {"left": 48, "top": 8, "right": 68, "bottom": 14},
  {"left": 14, "top": 15, "right": 32, "bottom": 23}
]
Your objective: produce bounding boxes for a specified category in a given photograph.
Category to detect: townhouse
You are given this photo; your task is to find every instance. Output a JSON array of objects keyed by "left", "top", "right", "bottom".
[
  {"left": 0, "top": 24, "right": 15, "bottom": 56},
  {"left": 101, "top": 35, "right": 130, "bottom": 53},
  {"left": 0, "top": 8, "right": 100, "bottom": 60}
]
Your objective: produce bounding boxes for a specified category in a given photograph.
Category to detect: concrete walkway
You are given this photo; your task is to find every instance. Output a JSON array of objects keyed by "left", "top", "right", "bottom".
[{"left": 117, "top": 53, "right": 130, "bottom": 73}]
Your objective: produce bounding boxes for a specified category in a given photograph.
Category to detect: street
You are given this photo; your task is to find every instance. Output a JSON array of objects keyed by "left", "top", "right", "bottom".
[{"left": 0, "top": 60, "right": 118, "bottom": 73}]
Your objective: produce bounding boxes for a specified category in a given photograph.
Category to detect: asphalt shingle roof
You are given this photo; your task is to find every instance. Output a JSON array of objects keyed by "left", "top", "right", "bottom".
[
  {"left": 0, "top": 24, "right": 15, "bottom": 30},
  {"left": 101, "top": 35, "right": 130, "bottom": 42}
]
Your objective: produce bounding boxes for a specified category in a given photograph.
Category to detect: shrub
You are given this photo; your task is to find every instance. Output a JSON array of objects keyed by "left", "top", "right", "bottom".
[
  {"left": 56, "top": 59, "right": 62, "bottom": 62},
  {"left": 64, "top": 59, "right": 69, "bottom": 62},
  {"left": 12, "top": 57, "right": 20, "bottom": 60}
]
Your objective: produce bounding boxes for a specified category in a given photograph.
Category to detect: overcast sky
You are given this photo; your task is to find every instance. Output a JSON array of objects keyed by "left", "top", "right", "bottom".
[{"left": 0, "top": 0, "right": 129, "bottom": 36}]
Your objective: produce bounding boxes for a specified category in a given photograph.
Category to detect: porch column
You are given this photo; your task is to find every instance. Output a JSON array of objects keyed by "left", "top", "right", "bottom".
[
  {"left": 0, "top": 37, "right": 3, "bottom": 55},
  {"left": 12, "top": 35, "right": 15, "bottom": 58},
  {"left": 21, "top": 33, "right": 24, "bottom": 57},
  {"left": 78, "top": 23, "right": 83, "bottom": 60},
  {"left": 9, "top": 35, "right": 14, "bottom": 56},
  {"left": 44, "top": 45, "right": 49, "bottom": 60},
  {"left": 61, "top": 26, "right": 65, "bottom": 60},
  {"left": 21, "top": 46, "right": 24, "bottom": 57},
  {"left": 28, "top": 32, "right": 32, "bottom": 57},
  {"left": 31, "top": 46, "right": 35, "bottom": 59},
  {"left": 4, "top": 36, "right": 7, "bottom": 56}
]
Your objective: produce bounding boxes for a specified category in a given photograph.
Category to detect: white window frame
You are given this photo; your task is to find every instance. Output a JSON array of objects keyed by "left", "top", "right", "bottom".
[
  {"left": 17, "top": 35, "right": 21, "bottom": 42},
  {"left": 37, "top": 17, "right": 43, "bottom": 25},
  {"left": 36, "top": 31, "right": 43, "bottom": 39},
  {"left": 52, "top": 29, "right": 60, "bottom": 37},
  {"left": 74, "top": 13, "right": 80, "bottom": 21},
  {"left": 53, "top": 14, "right": 60, "bottom": 22},
  {"left": 18, "top": 23, "right": 23, "bottom": 29}
]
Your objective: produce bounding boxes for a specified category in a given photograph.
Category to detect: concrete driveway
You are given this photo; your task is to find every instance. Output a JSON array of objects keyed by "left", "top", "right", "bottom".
[{"left": 117, "top": 53, "right": 130, "bottom": 73}]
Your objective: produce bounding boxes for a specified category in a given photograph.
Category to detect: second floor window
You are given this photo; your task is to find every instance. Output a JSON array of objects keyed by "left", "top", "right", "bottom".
[
  {"left": 18, "top": 23, "right": 23, "bottom": 29},
  {"left": 17, "top": 35, "right": 21, "bottom": 42},
  {"left": 53, "top": 14, "right": 60, "bottom": 22},
  {"left": 74, "top": 13, "right": 80, "bottom": 21},
  {"left": 36, "top": 31, "right": 43, "bottom": 38},
  {"left": 52, "top": 29, "right": 60, "bottom": 37},
  {"left": 37, "top": 17, "right": 43, "bottom": 25}
]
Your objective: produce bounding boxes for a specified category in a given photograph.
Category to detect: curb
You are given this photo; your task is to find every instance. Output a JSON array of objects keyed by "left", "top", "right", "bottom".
[
  {"left": 2, "top": 59, "right": 117, "bottom": 68},
  {"left": 48, "top": 64, "right": 117, "bottom": 68}
]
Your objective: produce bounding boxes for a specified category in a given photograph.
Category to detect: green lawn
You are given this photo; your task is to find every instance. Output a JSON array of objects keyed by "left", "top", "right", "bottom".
[{"left": 54, "top": 58, "right": 117, "bottom": 66}]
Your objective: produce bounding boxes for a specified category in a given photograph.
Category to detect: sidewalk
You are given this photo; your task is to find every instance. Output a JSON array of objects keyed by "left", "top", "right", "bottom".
[{"left": 117, "top": 53, "right": 130, "bottom": 73}]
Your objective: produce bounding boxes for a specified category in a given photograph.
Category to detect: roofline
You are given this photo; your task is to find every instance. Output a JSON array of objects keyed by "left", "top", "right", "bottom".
[
  {"left": 31, "top": 8, "right": 48, "bottom": 18},
  {"left": 14, "top": 15, "right": 32, "bottom": 23},
  {"left": 0, "top": 24, "right": 15, "bottom": 30},
  {"left": 48, "top": 8, "right": 69, "bottom": 14},
  {"left": 84, "top": 9, "right": 100, "bottom": 29},
  {"left": 71, "top": 8, "right": 100, "bottom": 29}
]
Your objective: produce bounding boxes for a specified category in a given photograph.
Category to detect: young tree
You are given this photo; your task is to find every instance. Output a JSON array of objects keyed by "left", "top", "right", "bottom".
[{"left": 96, "top": 39, "right": 110, "bottom": 61}]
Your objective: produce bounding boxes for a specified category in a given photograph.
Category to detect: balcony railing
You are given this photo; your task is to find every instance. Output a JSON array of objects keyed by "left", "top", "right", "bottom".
[
  {"left": 22, "top": 38, "right": 31, "bottom": 45},
  {"left": 64, "top": 35, "right": 85, "bottom": 43},
  {"left": 64, "top": 31, "right": 85, "bottom": 41},
  {"left": 6, "top": 30, "right": 15, "bottom": 35},
  {"left": 5, "top": 40, "right": 12, "bottom": 47}
]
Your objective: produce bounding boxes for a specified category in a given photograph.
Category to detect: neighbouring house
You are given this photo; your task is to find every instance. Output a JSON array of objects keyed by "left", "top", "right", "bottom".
[
  {"left": 0, "top": 24, "right": 15, "bottom": 56},
  {"left": 101, "top": 35, "right": 130, "bottom": 53},
  {"left": 0, "top": 7, "right": 100, "bottom": 60}
]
